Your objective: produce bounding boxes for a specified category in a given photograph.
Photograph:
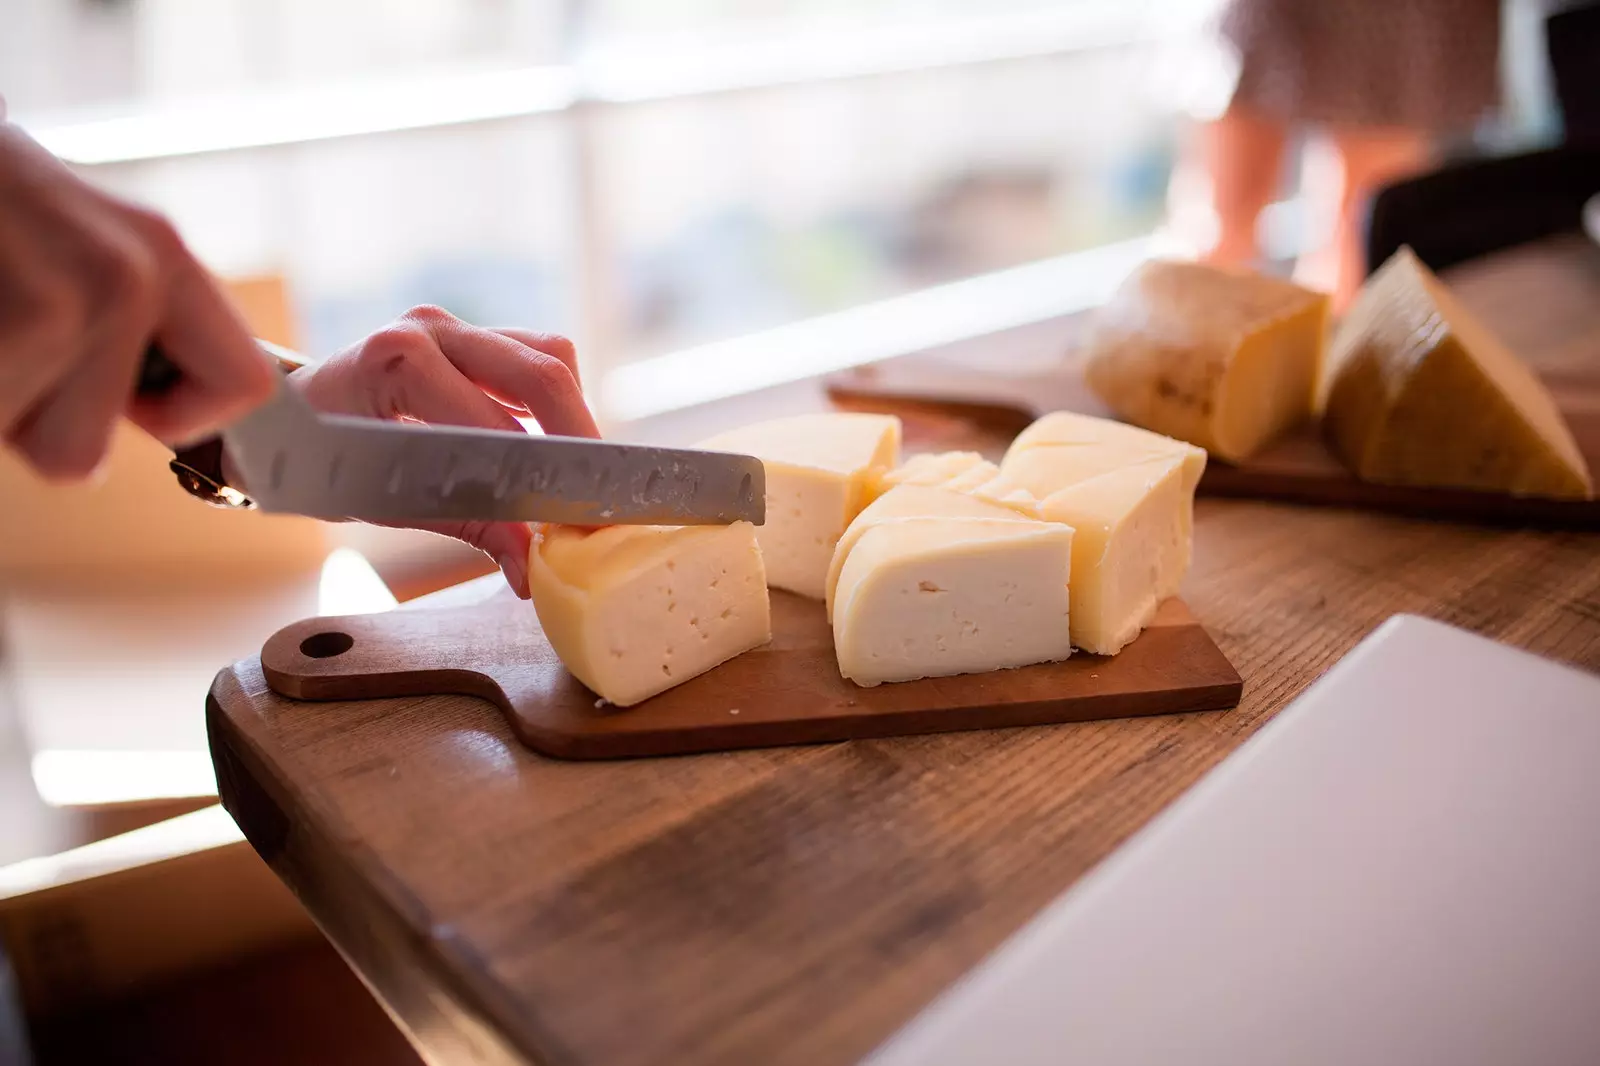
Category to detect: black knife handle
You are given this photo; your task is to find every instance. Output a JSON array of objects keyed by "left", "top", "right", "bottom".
[{"left": 137, "top": 345, "right": 183, "bottom": 397}]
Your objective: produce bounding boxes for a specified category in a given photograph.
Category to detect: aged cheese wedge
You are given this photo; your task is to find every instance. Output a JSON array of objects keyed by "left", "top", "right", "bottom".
[
  {"left": 1324, "top": 248, "right": 1593, "bottom": 499},
  {"left": 1032, "top": 455, "right": 1194, "bottom": 655},
  {"left": 832, "top": 517, "right": 1074, "bottom": 687},
  {"left": 697, "top": 413, "right": 902, "bottom": 598},
  {"left": 824, "top": 475, "right": 1036, "bottom": 616},
  {"left": 527, "top": 522, "right": 771, "bottom": 707},
  {"left": 1083, "top": 259, "right": 1328, "bottom": 462},
  {"left": 984, "top": 411, "right": 1206, "bottom": 502}
]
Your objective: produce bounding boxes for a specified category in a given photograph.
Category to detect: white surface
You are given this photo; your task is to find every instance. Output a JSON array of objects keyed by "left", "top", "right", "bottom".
[{"left": 867, "top": 614, "right": 1600, "bottom": 1066}]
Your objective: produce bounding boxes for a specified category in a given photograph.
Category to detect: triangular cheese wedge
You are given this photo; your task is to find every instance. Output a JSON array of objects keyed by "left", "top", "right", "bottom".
[{"left": 1325, "top": 248, "right": 1592, "bottom": 499}]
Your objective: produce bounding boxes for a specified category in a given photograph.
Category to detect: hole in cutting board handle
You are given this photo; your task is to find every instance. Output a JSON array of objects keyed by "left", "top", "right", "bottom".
[{"left": 300, "top": 631, "right": 354, "bottom": 659}]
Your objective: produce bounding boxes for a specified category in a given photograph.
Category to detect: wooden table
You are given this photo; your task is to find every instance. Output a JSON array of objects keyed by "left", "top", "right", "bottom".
[{"left": 207, "top": 237, "right": 1600, "bottom": 1066}]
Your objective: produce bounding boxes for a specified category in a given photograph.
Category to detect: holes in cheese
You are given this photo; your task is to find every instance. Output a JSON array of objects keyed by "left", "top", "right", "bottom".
[
  {"left": 1324, "top": 247, "right": 1593, "bottom": 500},
  {"left": 1082, "top": 259, "right": 1328, "bottom": 462},
  {"left": 527, "top": 522, "right": 771, "bottom": 707},
  {"left": 831, "top": 517, "right": 1073, "bottom": 687},
  {"left": 697, "top": 413, "right": 902, "bottom": 599}
]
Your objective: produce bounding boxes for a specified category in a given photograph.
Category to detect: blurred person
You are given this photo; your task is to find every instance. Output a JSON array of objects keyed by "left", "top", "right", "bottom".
[
  {"left": 1192, "top": 0, "right": 1502, "bottom": 309},
  {"left": 0, "top": 105, "right": 597, "bottom": 598}
]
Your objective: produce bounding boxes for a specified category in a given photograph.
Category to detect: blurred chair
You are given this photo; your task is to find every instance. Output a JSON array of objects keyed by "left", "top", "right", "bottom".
[{"left": 1364, "top": 3, "right": 1600, "bottom": 275}]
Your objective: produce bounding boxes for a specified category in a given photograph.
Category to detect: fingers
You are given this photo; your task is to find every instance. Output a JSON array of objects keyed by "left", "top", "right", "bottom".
[
  {"left": 403, "top": 308, "right": 598, "bottom": 439},
  {"left": 123, "top": 212, "right": 276, "bottom": 446},
  {"left": 341, "top": 320, "right": 528, "bottom": 433},
  {"left": 491, "top": 328, "right": 581, "bottom": 388}
]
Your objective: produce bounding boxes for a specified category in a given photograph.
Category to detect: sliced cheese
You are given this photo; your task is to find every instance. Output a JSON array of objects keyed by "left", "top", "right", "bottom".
[
  {"left": 1324, "top": 247, "right": 1593, "bottom": 499},
  {"left": 1032, "top": 455, "right": 1194, "bottom": 655},
  {"left": 985, "top": 411, "right": 1206, "bottom": 501},
  {"left": 824, "top": 478, "right": 1037, "bottom": 616},
  {"left": 1083, "top": 259, "right": 1328, "bottom": 462},
  {"left": 832, "top": 517, "right": 1073, "bottom": 687},
  {"left": 873, "top": 451, "right": 990, "bottom": 494},
  {"left": 527, "top": 521, "right": 771, "bottom": 707},
  {"left": 697, "top": 413, "right": 902, "bottom": 599}
]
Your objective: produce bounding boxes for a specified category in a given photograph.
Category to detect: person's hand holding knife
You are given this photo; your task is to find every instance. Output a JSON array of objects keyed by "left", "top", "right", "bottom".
[{"left": 1, "top": 106, "right": 605, "bottom": 597}]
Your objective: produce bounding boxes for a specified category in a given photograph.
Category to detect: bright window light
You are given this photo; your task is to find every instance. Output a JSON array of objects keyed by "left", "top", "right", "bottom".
[
  {"left": 600, "top": 236, "right": 1166, "bottom": 423},
  {"left": 30, "top": 749, "right": 218, "bottom": 807},
  {"left": 318, "top": 547, "right": 399, "bottom": 616}
]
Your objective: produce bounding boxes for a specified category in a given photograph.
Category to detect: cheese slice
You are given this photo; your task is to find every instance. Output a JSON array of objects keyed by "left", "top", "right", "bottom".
[
  {"left": 873, "top": 451, "right": 990, "bottom": 494},
  {"left": 1324, "top": 248, "right": 1593, "bottom": 499},
  {"left": 832, "top": 517, "right": 1073, "bottom": 687},
  {"left": 527, "top": 521, "right": 771, "bottom": 707},
  {"left": 1083, "top": 259, "right": 1328, "bottom": 462},
  {"left": 1032, "top": 455, "right": 1194, "bottom": 655},
  {"left": 985, "top": 411, "right": 1206, "bottom": 501},
  {"left": 824, "top": 478, "right": 1036, "bottom": 616},
  {"left": 697, "top": 413, "right": 901, "bottom": 599}
]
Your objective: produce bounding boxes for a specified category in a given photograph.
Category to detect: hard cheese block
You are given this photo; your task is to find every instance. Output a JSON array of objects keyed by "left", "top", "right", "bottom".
[
  {"left": 697, "top": 413, "right": 901, "bottom": 599},
  {"left": 1083, "top": 259, "right": 1328, "bottom": 462},
  {"left": 832, "top": 517, "right": 1074, "bottom": 687},
  {"left": 526, "top": 522, "right": 771, "bottom": 707},
  {"left": 1323, "top": 247, "right": 1593, "bottom": 500},
  {"left": 991, "top": 414, "right": 1206, "bottom": 655}
]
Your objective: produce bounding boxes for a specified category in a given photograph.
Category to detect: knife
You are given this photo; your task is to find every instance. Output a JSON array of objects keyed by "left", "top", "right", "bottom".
[{"left": 139, "top": 343, "right": 765, "bottom": 527}]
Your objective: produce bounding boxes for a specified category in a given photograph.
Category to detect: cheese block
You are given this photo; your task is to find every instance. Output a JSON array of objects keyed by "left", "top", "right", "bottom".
[
  {"left": 1082, "top": 259, "right": 1328, "bottom": 462},
  {"left": 824, "top": 477, "right": 1037, "bottom": 616},
  {"left": 527, "top": 522, "right": 771, "bottom": 707},
  {"left": 1031, "top": 455, "right": 1194, "bottom": 655},
  {"left": 697, "top": 413, "right": 902, "bottom": 599},
  {"left": 873, "top": 451, "right": 990, "bottom": 495},
  {"left": 1324, "top": 248, "right": 1593, "bottom": 499},
  {"left": 984, "top": 411, "right": 1206, "bottom": 502},
  {"left": 832, "top": 517, "right": 1074, "bottom": 687}
]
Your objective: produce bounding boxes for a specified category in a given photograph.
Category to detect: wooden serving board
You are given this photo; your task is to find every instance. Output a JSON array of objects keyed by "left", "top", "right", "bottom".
[
  {"left": 260, "top": 590, "right": 1242, "bottom": 759},
  {"left": 825, "top": 353, "right": 1600, "bottom": 530}
]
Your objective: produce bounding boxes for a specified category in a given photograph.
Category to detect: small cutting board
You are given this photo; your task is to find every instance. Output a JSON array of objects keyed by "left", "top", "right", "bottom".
[
  {"left": 260, "top": 591, "right": 1242, "bottom": 759},
  {"left": 825, "top": 354, "right": 1600, "bottom": 530}
]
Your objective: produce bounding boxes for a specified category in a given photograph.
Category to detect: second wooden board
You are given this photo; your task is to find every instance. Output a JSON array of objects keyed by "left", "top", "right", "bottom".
[
  {"left": 825, "top": 353, "right": 1600, "bottom": 530},
  {"left": 260, "top": 590, "right": 1242, "bottom": 759}
]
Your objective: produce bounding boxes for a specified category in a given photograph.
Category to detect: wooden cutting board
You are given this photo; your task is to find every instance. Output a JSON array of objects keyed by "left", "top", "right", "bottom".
[
  {"left": 260, "top": 590, "right": 1242, "bottom": 759},
  {"left": 825, "top": 354, "right": 1600, "bottom": 529}
]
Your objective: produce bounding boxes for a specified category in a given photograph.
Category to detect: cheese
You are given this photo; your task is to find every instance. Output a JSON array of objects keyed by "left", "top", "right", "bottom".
[
  {"left": 697, "top": 413, "right": 901, "bottom": 599},
  {"left": 984, "top": 411, "right": 1206, "bottom": 502},
  {"left": 527, "top": 522, "right": 771, "bottom": 707},
  {"left": 873, "top": 451, "right": 990, "bottom": 495},
  {"left": 1082, "top": 259, "right": 1328, "bottom": 462},
  {"left": 824, "top": 478, "right": 1037, "bottom": 616},
  {"left": 1032, "top": 455, "right": 1194, "bottom": 655},
  {"left": 832, "top": 517, "right": 1073, "bottom": 687},
  {"left": 1324, "top": 248, "right": 1593, "bottom": 499}
]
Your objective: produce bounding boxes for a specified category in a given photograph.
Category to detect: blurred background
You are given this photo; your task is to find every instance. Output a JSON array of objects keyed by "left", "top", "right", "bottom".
[{"left": 0, "top": 1, "right": 1583, "bottom": 1062}]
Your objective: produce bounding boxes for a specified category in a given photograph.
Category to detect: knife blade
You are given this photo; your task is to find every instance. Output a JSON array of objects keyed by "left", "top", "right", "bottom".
[{"left": 145, "top": 344, "right": 766, "bottom": 527}]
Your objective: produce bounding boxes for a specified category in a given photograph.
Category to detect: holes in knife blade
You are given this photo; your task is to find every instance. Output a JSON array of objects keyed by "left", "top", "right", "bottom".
[{"left": 300, "top": 631, "right": 354, "bottom": 659}]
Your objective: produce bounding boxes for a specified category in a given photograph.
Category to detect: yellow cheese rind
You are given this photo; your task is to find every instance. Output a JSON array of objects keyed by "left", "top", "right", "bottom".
[
  {"left": 1034, "top": 455, "right": 1193, "bottom": 655},
  {"left": 824, "top": 479, "right": 1038, "bottom": 616},
  {"left": 697, "top": 413, "right": 902, "bottom": 598},
  {"left": 1082, "top": 259, "right": 1328, "bottom": 462},
  {"left": 528, "top": 522, "right": 772, "bottom": 707},
  {"left": 1324, "top": 248, "right": 1593, "bottom": 500},
  {"left": 832, "top": 517, "right": 1073, "bottom": 687}
]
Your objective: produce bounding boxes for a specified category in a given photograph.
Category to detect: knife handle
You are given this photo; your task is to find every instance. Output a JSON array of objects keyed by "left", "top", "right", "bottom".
[{"left": 137, "top": 345, "right": 183, "bottom": 397}]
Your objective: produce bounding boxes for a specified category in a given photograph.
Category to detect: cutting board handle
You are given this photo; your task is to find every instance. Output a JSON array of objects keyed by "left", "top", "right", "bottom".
[{"left": 261, "top": 602, "right": 518, "bottom": 712}]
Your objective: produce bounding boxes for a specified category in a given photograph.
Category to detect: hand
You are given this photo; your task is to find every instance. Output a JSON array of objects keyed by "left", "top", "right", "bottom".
[
  {"left": 0, "top": 115, "right": 276, "bottom": 480},
  {"left": 282, "top": 305, "right": 599, "bottom": 598}
]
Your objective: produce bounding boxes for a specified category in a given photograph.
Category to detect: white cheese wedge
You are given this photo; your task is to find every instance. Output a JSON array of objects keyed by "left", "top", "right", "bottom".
[
  {"left": 832, "top": 517, "right": 1074, "bottom": 687},
  {"left": 989, "top": 411, "right": 1207, "bottom": 498},
  {"left": 824, "top": 479, "right": 1037, "bottom": 616},
  {"left": 526, "top": 521, "right": 771, "bottom": 707},
  {"left": 697, "top": 413, "right": 901, "bottom": 599},
  {"left": 1031, "top": 455, "right": 1193, "bottom": 655}
]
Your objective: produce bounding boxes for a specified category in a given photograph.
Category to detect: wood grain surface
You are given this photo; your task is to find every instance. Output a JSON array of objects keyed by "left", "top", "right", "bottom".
[
  {"left": 207, "top": 236, "right": 1600, "bottom": 1066},
  {"left": 826, "top": 237, "right": 1600, "bottom": 529},
  {"left": 258, "top": 593, "right": 1240, "bottom": 759}
]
